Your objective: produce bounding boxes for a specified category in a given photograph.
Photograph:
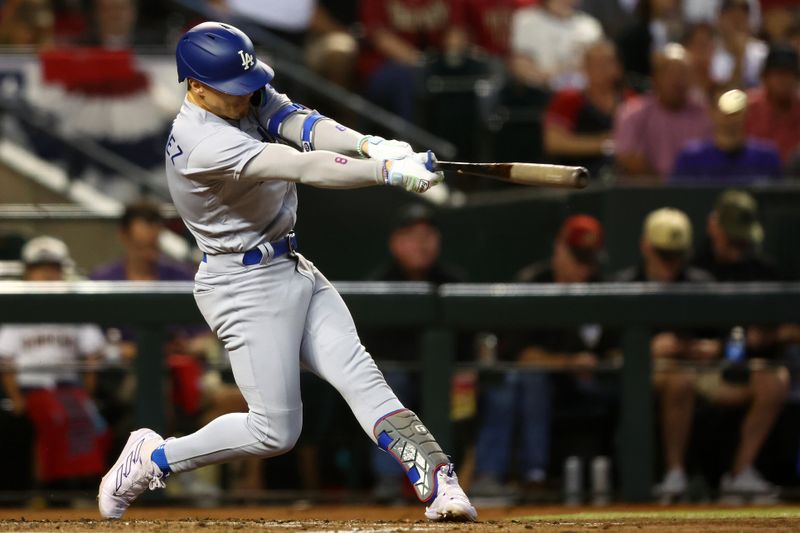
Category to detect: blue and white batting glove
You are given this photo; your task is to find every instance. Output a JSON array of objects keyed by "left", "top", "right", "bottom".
[
  {"left": 360, "top": 136, "right": 435, "bottom": 169},
  {"left": 384, "top": 156, "right": 444, "bottom": 194}
]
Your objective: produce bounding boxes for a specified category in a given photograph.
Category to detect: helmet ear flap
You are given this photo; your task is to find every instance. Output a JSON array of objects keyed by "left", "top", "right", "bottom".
[{"left": 250, "top": 87, "right": 266, "bottom": 107}]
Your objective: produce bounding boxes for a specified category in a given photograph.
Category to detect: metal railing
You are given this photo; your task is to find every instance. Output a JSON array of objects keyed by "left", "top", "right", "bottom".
[{"left": 1, "top": 280, "right": 799, "bottom": 501}]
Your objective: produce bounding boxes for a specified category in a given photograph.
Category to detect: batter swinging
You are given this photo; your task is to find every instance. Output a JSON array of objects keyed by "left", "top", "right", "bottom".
[{"left": 98, "top": 22, "right": 476, "bottom": 522}]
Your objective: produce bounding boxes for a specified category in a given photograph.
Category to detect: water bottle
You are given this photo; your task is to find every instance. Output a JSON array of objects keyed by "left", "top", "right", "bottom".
[
  {"left": 563, "top": 456, "right": 583, "bottom": 506},
  {"left": 105, "top": 327, "right": 123, "bottom": 364},
  {"left": 475, "top": 332, "right": 498, "bottom": 366},
  {"left": 724, "top": 326, "right": 746, "bottom": 364},
  {"left": 591, "top": 456, "right": 611, "bottom": 506}
]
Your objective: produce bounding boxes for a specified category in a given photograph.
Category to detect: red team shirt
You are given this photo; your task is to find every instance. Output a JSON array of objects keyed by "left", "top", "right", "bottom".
[
  {"left": 359, "top": 0, "right": 466, "bottom": 75},
  {"left": 462, "top": 0, "right": 537, "bottom": 57}
]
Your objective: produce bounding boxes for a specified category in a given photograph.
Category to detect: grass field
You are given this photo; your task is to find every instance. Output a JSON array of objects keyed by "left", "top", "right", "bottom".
[{"left": 1, "top": 505, "right": 799, "bottom": 532}]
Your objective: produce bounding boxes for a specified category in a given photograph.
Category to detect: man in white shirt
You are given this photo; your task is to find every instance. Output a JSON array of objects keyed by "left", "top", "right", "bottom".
[
  {"left": 0, "top": 236, "right": 108, "bottom": 486},
  {"left": 510, "top": 0, "right": 603, "bottom": 89}
]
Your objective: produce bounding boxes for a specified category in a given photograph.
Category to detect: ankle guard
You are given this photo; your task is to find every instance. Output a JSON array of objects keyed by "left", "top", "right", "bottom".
[{"left": 374, "top": 409, "right": 449, "bottom": 502}]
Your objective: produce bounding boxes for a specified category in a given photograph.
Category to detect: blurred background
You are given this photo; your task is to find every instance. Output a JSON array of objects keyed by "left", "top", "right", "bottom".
[{"left": 2, "top": 0, "right": 800, "bottom": 510}]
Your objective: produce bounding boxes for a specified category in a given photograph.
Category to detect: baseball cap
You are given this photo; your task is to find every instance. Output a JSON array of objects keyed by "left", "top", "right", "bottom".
[
  {"left": 392, "top": 204, "right": 437, "bottom": 231},
  {"left": 644, "top": 208, "right": 693, "bottom": 253},
  {"left": 21, "top": 236, "right": 72, "bottom": 267},
  {"left": 763, "top": 45, "right": 800, "bottom": 75},
  {"left": 714, "top": 190, "right": 764, "bottom": 245},
  {"left": 557, "top": 214, "right": 603, "bottom": 264}
]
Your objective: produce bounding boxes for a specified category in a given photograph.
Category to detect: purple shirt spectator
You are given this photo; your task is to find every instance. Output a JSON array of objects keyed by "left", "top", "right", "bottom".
[
  {"left": 614, "top": 94, "right": 713, "bottom": 179},
  {"left": 670, "top": 139, "right": 782, "bottom": 184},
  {"left": 90, "top": 257, "right": 195, "bottom": 282}
]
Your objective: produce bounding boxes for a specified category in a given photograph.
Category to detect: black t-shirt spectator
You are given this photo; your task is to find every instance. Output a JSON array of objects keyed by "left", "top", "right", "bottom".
[
  {"left": 692, "top": 243, "right": 782, "bottom": 282},
  {"left": 362, "top": 261, "right": 466, "bottom": 362},
  {"left": 500, "top": 261, "right": 616, "bottom": 361}
]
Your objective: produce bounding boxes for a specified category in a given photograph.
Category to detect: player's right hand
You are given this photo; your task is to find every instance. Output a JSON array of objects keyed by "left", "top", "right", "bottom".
[{"left": 384, "top": 157, "right": 444, "bottom": 193}]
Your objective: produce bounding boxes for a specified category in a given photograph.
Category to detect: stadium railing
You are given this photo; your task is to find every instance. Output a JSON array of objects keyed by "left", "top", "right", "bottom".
[{"left": 1, "top": 280, "right": 798, "bottom": 502}]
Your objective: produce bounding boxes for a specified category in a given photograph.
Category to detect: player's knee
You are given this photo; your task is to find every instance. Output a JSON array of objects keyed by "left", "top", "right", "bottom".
[{"left": 247, "top": 410, "right": 302, "bottom": 455}]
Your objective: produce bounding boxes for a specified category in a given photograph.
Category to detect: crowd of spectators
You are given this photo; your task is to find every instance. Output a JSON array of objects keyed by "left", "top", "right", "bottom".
[
  {"left": 1, "top": 0, "right": 799, "bottom": 185},
  {"left": 2, "top": 190, "right": 799, "bottom": 505}
]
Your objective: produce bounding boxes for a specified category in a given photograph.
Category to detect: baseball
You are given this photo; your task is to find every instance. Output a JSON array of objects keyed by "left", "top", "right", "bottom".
[{"left": 718, "top": 89, "right": 747, "bottom": 115}]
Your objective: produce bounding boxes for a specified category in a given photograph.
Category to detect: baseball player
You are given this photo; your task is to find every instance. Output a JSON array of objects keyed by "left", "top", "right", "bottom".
[{"left": 98, "top": 22, "right": 476, "bottom": 522}]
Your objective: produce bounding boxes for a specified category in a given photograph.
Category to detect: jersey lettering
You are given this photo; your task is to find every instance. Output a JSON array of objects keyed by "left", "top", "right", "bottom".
[
  {"left": 334, "top": 156, "right": 348, "bottom": 165},
  {"left": 166, "top": 134, "right": 183, "bottom": 165}
]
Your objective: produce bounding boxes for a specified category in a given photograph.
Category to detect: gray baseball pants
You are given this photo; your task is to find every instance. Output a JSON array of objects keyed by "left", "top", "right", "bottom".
[{"left": 162, "top": 250, "right": 403, "bottom": 472}]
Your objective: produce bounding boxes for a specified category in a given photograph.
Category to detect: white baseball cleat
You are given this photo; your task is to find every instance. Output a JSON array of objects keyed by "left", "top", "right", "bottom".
[
  {"left": 98, "top": 428, "right": 167, "bottom": 519},
  {"left": 424, "top": 464, "right": 478, "bottom": 522}
]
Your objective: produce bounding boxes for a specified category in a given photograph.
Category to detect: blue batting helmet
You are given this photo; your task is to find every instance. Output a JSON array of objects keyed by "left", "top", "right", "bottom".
[{"left": 176, "top": 22, "right": 274, "bottom": 96}]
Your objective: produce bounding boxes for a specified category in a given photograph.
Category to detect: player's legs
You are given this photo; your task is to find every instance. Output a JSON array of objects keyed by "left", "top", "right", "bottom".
[
  {"left": 100, "top": 258, "right": 315, "bottom": 518},
  {"left": 162, "top": 259, "right": 313, "bottom": 471},
  {"left": 297, "top": 259, "right": 475, "bottom": 520}
]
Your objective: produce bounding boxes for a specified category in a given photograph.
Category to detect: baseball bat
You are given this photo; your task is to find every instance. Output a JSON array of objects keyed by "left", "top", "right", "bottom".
[{"left": 434, "top": 161, "right": 589, "bottom": 189}]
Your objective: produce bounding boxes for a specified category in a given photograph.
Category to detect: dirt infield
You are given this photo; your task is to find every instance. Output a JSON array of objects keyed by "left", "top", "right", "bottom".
[{"left": 0, "top": 506, "right": 799, "bottom": 532}]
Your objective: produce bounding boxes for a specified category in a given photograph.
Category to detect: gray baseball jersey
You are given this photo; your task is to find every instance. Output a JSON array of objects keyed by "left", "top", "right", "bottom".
[
  {"left": 165, "top": 86, "right": 382, "bottom": 254},
  {"left": 159, "top": 88, "right": 405, "bottom": 475}
]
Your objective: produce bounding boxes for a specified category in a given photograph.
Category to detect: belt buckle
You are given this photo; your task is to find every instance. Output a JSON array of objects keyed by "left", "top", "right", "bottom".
[{"left": 286, "top": 231, "right": 297, "bottom": 257}]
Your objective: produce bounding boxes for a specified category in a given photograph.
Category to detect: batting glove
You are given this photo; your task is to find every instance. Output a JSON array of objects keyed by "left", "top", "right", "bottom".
[
  {"left": 360, "top": 135, "right": 435, "bottom": 169},
  {"left": 384, "top": 157, "right": 444, "bottom": 193}
]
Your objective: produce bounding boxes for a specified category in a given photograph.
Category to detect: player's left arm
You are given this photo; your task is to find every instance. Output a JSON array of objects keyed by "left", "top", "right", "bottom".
[{"left": 256, "top": 85, "right": 426, "bottom": 163}]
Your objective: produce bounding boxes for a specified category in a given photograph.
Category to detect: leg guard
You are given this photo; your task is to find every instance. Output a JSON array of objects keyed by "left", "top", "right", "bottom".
[{"left": 373, "top": 409, "right": 449, "bottom": 502}]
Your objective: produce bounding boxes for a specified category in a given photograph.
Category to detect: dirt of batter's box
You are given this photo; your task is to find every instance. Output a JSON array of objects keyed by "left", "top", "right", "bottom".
[{"left": 0, "top": 507, "right": 798, "bottom": 532}]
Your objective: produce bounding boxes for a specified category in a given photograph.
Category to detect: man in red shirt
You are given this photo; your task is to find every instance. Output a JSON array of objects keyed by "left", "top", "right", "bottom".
[
  {"left": 462, "top": 0, "right": 537, "bottom": 58},
  {"left": 746, "top": 45, "right": 800, "bottom": 165},
  {"left": 359, "top": 0, "right": 467, "bottom": 120}
]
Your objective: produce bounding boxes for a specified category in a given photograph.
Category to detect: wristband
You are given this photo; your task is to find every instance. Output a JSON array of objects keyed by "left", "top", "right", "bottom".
[{"left": 357, "top": 135, "right": 372, "bottom": 158}]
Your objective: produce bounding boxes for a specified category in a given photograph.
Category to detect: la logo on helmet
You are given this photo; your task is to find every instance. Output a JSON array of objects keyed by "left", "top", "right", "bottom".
[{"left": 238, "top": 50, "right": 254, "bottom": 70}]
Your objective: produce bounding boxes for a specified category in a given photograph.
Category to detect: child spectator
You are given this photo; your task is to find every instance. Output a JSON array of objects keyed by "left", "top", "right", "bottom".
[{"left": 671, "top": 89, "right": 782, "bottom": 183}]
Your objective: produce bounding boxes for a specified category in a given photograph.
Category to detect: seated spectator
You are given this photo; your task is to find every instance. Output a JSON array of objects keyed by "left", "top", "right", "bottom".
[
  {"left": 671, "top": 89, "right": 782, "bottom": 183},
  {"left": 746, "top": 45, "right": 800, "bottom": 165},
  {"left": 509, "top": 0, "right": 603, "bottom": 90},
  {"left": 362, "top": 204, "right": 467, "bottom": 501},
  {"left": 462, "top": 0, "right": 537, "bottom": 59},
  {"left": 0, "top": 236, "right": 109, "bottom": 489},
  {"left": 359, "top": 0, "right": 468, "bottom": 120},
  {"left": 616, "top": 208, "right": 787, "bottom": 504},
  {"left": 616, "top": 0, "right": 684, "bottom": 90},
  {"left": 711, "top": 0, "right": 768, "bottom": 89},
  {"left": 543, "top": 39, "right": 624, "bottom": 178},
  {"left": 91, "top": 201, "right": 194, "bottom": 284},
  {"left": 761, "top": 0, "right": 800, "bottom": 44},
  {"left": 694, "top": 190, "right": 780, "bottom": 282},
  {"left": 613, "top": 44, "right": 713, "bottom": 181},
  {"left": 473, "top": 215, "right": 617, "bottom": 500}
]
